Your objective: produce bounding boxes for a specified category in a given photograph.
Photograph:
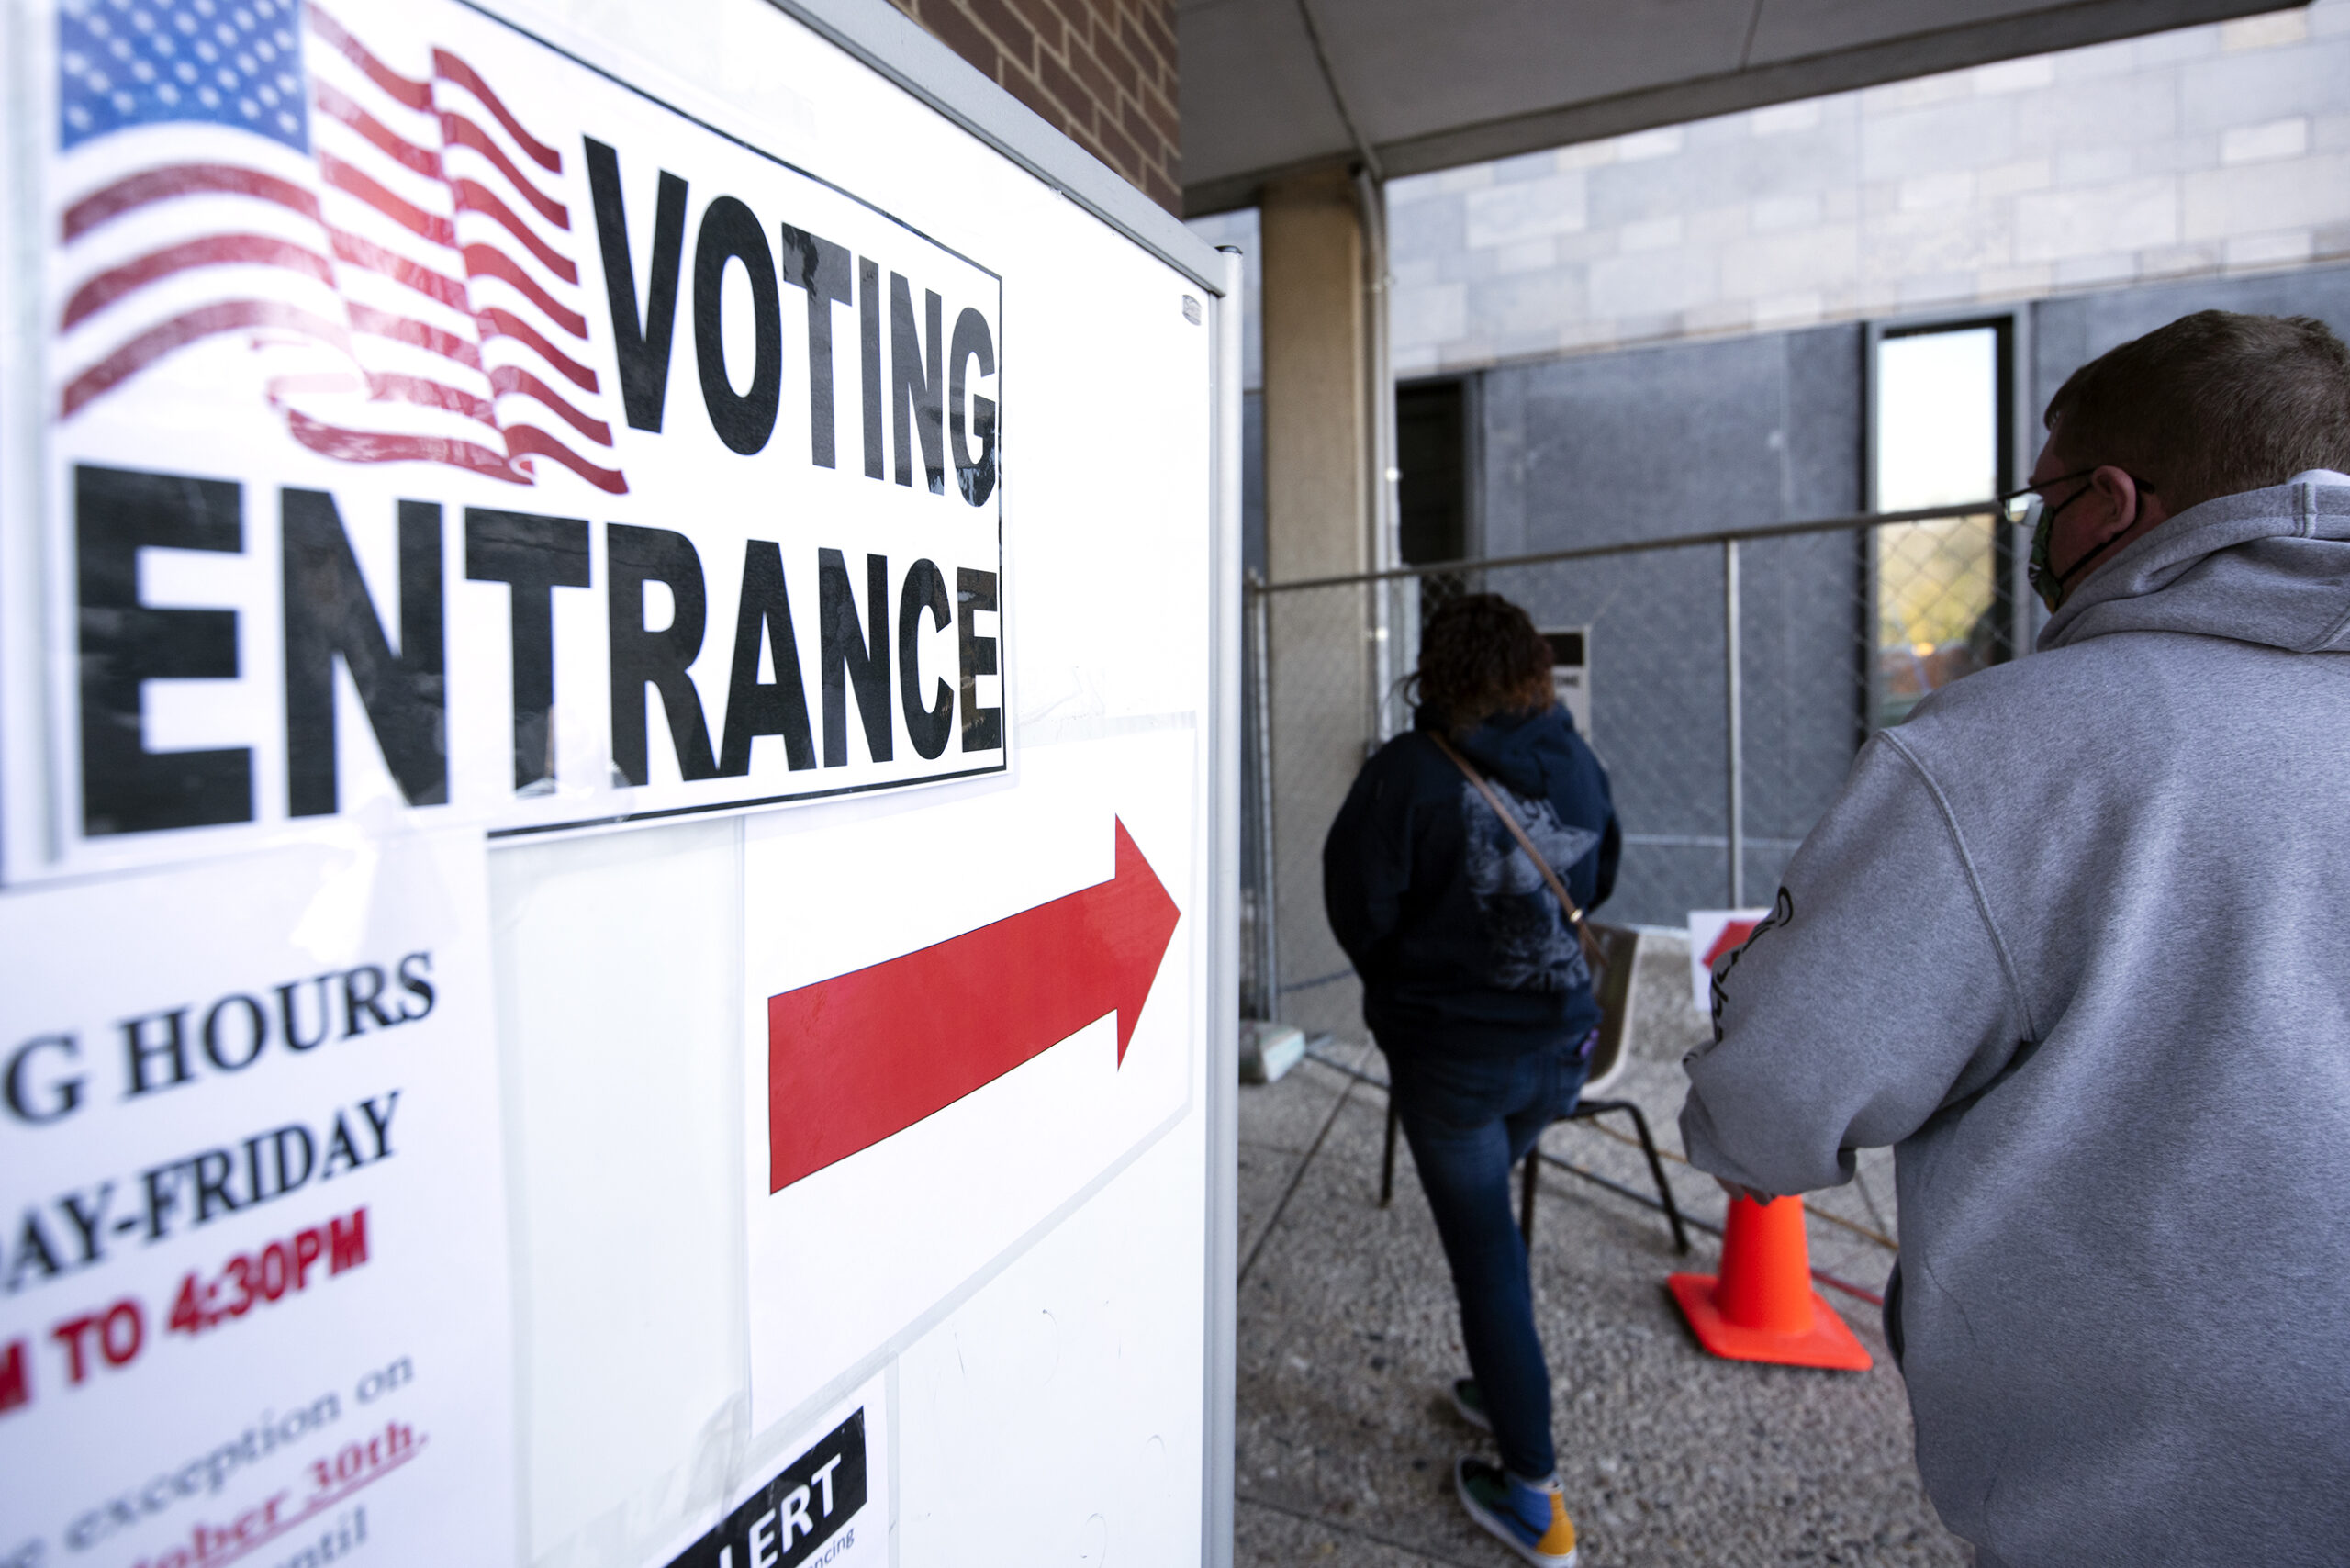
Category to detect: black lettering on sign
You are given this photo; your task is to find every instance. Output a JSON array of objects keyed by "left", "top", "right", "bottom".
[
  {"left": 857, "top": 257, "right": 883, "bottom": 481},
  {"left": 74, "top": 465, "right": 252, "bottom": 835},
  {"left": 202, "top": 995, "right": 268, "bottom": 1072},
  {"left": 282, "top": 492, "right": 447, "bottom": 818},
  {"left": 719, "top": 542, "right": 815, "bottom": 777},
  {"left": 889, "top": 274, "right": 944, "bottom": 494},
  {"left": 778, "top": 223, "right": 852, "bottom": 469},
  {"left": 693, "top": 196, "right": 782, "bottom": 455},
  {"left": 818, "top": 550, "right": 890, "bottom": 767},
  {"left": 957, "top": 567, "right": 1002, "bottom": 752},
  {"left": 464, "top": 508, "right": 591, "bottom": 792},
  {"left": 663, "top": 1410, "right": 867, "bottom": 1568},
  {"left": 122, "top": 1010, "right": 192, "bottom": 1097},
  {"left": 949, "top": 307, "right": 998, "bottom": 507},
  {"left": 608, "top": 524, "right": 719, "bottom": 786},
  {"left": 584, "top": 139, "right": 687, "bottom": 434},
  {"left": 3, "top": 1036, "right": 84, "bottom": 1127},
  {"left": 897, "top": 558, "right": 952, "bottom": 761}
]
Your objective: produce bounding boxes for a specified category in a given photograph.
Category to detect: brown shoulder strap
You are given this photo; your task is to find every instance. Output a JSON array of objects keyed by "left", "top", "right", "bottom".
[{"left": 1427, "top": 731, "right": 1607, "bottom": 976}]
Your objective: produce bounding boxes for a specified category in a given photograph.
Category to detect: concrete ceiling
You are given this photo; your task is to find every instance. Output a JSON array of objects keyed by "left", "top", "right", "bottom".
[{"left": 1181, "top": 0, "right": 2302, "bottom": 213}]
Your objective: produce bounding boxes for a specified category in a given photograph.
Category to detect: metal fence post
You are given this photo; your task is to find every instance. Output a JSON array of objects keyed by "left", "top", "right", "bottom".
[
  {"left": 1725, "top": 537, "right": 1744, "bottom": 908},
  {"left": 1248, "top": 577, "right": 1281, "bottom": 1018},
  {"left": 1239, "top": 497, "right": 2001, "bottom": 938}
]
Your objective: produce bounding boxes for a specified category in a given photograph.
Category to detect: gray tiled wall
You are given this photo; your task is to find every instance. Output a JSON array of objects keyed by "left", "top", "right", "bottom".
[{"left": 1385, "top": 2, "right": 2350, "bottom": 376}]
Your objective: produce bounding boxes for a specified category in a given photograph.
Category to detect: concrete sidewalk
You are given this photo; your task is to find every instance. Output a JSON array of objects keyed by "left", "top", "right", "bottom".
[{"left": 1234, "top": 937, "right": 1967, "bottom": 1567}]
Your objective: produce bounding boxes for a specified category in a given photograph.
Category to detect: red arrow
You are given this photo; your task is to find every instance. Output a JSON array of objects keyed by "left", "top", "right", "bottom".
[
  {"left": 767, "top": 817, "right": 1181, "bottom": 1193},
  {"left": 1703, "top": 919, "right": 1761, "bottom": 971}
]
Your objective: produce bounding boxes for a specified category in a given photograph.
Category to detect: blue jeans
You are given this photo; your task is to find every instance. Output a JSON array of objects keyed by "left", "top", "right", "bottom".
[{"left": 1385, "top": 1032, "right": 1594, "bottom": 1480}]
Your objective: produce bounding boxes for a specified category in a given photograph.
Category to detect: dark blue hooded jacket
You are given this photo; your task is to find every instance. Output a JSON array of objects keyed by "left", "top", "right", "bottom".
[{"left": 1323, "top": 703, "right": 1619, "bottom": 1057}]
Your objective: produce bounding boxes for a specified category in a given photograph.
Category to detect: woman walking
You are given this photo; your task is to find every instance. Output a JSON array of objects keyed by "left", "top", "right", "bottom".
[{"left": 1323, "top": 592, "right": 1620, "bottom": 1566}]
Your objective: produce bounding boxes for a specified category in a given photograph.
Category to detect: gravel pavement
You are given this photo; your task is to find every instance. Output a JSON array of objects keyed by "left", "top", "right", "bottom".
[{"left": 1234, "top": 935, "right": 1969, "bottom": 1568}]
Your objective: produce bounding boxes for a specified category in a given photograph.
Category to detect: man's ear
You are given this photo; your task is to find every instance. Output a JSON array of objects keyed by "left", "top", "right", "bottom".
[{"left": 2086, "top": 465, "right": 2143, "bottom": 537}]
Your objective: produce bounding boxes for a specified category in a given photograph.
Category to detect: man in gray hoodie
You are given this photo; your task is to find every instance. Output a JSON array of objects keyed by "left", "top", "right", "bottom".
[{"left": 1680, "top": 310, "right": 2350, "bottom": 1568}]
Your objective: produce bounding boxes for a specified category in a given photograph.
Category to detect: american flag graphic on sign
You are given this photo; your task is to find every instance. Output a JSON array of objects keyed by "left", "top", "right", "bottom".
[{"left": 55, "top": 0, "right": 627, "bottom": 493}]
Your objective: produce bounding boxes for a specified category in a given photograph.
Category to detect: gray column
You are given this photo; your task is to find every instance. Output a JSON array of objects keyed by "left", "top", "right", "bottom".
[{"left": 1260, "top": 163, "right": 1373, "bottom": 1037}]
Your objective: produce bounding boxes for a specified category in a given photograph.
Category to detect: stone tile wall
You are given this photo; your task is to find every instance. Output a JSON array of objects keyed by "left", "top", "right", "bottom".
[{"left": 1386, "top": 1, "right": 2350, "bottom": 376}]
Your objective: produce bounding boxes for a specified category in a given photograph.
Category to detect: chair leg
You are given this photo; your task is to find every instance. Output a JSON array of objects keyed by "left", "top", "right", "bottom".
[
  {"left": 1380, "top": 1100, "right": 1399, "bottom": 1208},
  {"left": 1613, "top": 1100, "right": 1691, "bottom": 1255},
  {"left": 1564, "top": 1099, "right": 1694, "bottom": 1255},
  {"left": 1520, "top": 1137, "right": 1539, "bottom": 1249}
]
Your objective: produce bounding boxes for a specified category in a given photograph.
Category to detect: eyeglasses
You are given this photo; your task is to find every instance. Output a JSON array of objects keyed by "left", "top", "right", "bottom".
[
  {"left": 1998, "top": 467, "right": 2158, "bottom": 526},
  {"left": 1998, "top": 469, "right": 2098, "bottom": 527}
]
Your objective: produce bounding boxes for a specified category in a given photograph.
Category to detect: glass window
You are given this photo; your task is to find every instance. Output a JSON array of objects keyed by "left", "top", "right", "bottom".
[{"left": 1872, "top": 322, "right": 2009, "bottom": 726}]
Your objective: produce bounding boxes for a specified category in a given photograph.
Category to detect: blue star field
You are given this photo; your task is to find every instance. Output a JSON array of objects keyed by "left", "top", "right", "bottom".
[{"left": 60, "top": 0, "right": 308, "bottom": 153}]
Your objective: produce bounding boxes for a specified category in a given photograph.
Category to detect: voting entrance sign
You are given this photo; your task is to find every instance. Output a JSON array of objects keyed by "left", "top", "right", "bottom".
[
  {"left": 1, "top": 0, "right": 1238, "bottom": 1564},
  {"left": 9, "top": 0, "right": 1006, "bottom": 880}
]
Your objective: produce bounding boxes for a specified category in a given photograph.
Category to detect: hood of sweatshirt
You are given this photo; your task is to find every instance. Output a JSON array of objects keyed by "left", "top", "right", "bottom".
[
  {"left": 2041, "top": 471, "right": 2350, "bottom": 655},
  {"left": 1427, "top": 702, "right": 1583, "bottom": 801}
]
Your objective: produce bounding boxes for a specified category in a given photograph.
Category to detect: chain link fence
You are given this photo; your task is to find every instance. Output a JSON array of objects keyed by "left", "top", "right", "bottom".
[{"left": 1241, "top": 502, "right": 2031, "bottom": 1036}]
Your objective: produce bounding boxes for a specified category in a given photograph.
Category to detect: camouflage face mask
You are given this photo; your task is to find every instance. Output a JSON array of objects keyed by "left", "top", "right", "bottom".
[{"left": 2008, "top": 470, "right": 2106, "bottom": 612}]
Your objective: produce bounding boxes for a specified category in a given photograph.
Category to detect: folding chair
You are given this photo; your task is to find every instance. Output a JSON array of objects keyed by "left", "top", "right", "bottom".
[{"left": 1378, "top": 923, "right": 1691, "bottom": 1253}]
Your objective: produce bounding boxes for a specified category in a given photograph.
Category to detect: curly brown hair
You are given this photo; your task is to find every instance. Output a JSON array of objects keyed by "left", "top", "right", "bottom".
[{"left": 1412, "top": 593, "right": 1555, "bottom": 736}]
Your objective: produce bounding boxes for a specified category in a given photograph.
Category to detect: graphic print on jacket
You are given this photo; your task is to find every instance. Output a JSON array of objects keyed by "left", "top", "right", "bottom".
[{"left": 1460, "top": 781, "right": 1601, "bottom": 991}]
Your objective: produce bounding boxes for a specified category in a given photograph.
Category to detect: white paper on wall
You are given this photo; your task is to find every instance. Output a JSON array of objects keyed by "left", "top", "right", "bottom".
[{"left": 0, "top": 829, "right": 514, "bottom": 1568}]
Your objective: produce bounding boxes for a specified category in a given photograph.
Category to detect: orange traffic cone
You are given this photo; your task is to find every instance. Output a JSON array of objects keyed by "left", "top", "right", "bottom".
[{"left": 1667, "top": 1194, "right": 1872, "bottom": 1370}]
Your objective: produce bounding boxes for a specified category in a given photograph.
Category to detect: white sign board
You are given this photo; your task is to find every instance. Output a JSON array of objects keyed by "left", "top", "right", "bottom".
[{"left": 3, "top": 0, "right": 1233, "bottom": 1564}]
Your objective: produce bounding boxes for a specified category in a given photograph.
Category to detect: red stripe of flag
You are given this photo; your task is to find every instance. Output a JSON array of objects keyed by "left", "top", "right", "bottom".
[
  {"left": 489, "top": 364, "right": 613, "bottom": 445},
  {"left": 431, "top": 50, "right": 562, "bottom": 173},
  {"left": 285, "top": 405, "right": 523, "bottom": 478},
  {"left": 313, "top": 80, "right": 445, "bottom": 181},
  {"left": 450, "top": 179, "right": 576, "bottom": 284},
  {"left": 506, "top": 423, "right": 628, "bottom": 494},
  {"left": 476, "top": 306, "right": 597, "bottom": 392},
  {"left": 62, "top": 234, "right": 336, "bottom": 330},
  {"left": 318, "top": 151, "right": 456, "bottom": 247},
  {"left": 306, "top": 3, "right": 433, "bottom": 111},
  {"left": 440, "top": 114, "right": 566, "bottom": 227},
  {"left": 64, "top": 163, "right": 321, "bottom": 241},
  {"left": 460, "top": 244, "right": 586, "bottom": 337},
  {"left": 366, "top": 371, "right": 497, "bottom": 425},
  {"left": 62, "top": 299, "right": 352, "bottom": 416},
  {"left": 327, "top": 226, "right": 471, "bottom": 313},
  {"left": 346, "top": 301, "right": 486, "bottom": 372}
]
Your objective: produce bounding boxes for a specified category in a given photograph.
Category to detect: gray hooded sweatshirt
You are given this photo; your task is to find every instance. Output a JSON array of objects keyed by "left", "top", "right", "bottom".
[{"left": 1681, "top": 476, "right": 2350, "bottom": 1568}]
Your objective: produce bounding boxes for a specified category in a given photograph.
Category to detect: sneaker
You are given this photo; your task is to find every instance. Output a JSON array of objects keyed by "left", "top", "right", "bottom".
[
  {"left": 1455, "top": 1457, "right": 1579, "bottom": 1566},
  {"left": 1449, "top": 1377, "right": 1493, "bottom": 1433}
]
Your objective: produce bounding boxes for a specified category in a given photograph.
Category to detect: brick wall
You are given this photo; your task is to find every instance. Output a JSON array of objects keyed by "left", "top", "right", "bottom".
[{"left": 885, "top": 0, "right": 1180, "bottom": 213}]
